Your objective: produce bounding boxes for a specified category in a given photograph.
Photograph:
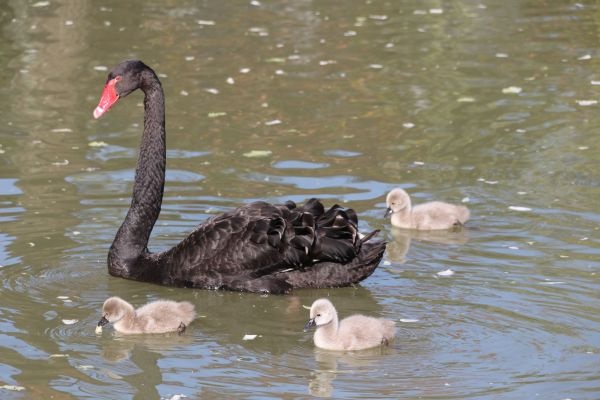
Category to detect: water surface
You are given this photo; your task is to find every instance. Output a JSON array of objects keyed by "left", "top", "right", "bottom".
[{"left": 0, "top": 1, "right": 599, "bottom": 399}]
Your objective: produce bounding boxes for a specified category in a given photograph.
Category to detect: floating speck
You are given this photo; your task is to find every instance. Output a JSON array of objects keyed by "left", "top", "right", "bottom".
[
  {"left": 65, "top": 20, "right": 73, "bottom": 26},
  {"left": 264, "top": 119, "right": 281, "bottom": 126},
  {"left": 240, "top": 68, "right": 251, "bottom": 74},
  {"left": 369, "top": 64, "right": 383, "bottom": 69},
  {"left": 578, "top": 54, "right": 591, "bottom": 60},
  {"left": 517, "top": 191, "right": 527, "bottom": 195},
  {"left": 180, "top": 90, "right": 189, "bottom": 96},
  {"left": 0, "top": 385, "right": 25, "bottom": 391},
  {"left": 57, "top": 296, "right": 69, "bottom": 300},
  {"left": 369, "top": 15, "right": 388, "bottom": 20},
  {"left": 88, "top": 141, "right": 108, "bottom": 147},
  {"left": 484, "top": 180, "right": 498, "bottom": 185},
  {"left": 413, "top": 161, "right": 425, "bottom": 166},
  {"left": 540, "top": 281, "right": 565, "bottom": 285},
  {"left": 385, "top": 43, "right": 395, "bottom": 48},
  {"left": 62, "top": 319, "right": 78, "bottom": 325},
  {"left": 399, "top": 318, "right": 419, "bottom": 323},
  {"left": 243, "top": 150, "right": 272, "bottom": 158},
  {"left": 32, "top": 1, "right": 50, "bottom": 7},
  {"left": 208, "top": 112, "right": 227, "bottom": 118},
  {"left": 462, "top": 197, "right": 470, "bottom": 203},
  {"left": 344, "top": 30, "right": 357, "bottom": 37},
  {"left": 226, "top": 77, "right": 235, "bottom": 85},
  {"left": 457, "top": 97, "right": 475, "bottom": 103},
  {"left": 51, "top": 128, "right": 72, "bottom": 133},
  {"left": 496, "top": 53, "right": 509, "bottom": 58},
  {"left": 508, "top": 246, "right": 519, "bottom": 250},
  {"left": 197, "top": 20, "right": 215, "bottom": 26},
  {"left": 429, "top": 8, "right": 444, "bottom": 14},
  {"left": 402, "top": 122, "right": 415, "bottom": 128},
  {"left": 576, "top": 99, "right": 597, "bottom": 106},
  {"left": 265, "top": 57, "right": 285, "bottom": 63},
  {"left": 95, "top": 326, "right": 103, "bottom": 334},
  {"left": 52, "top": 160, "right": 69, "bottom": 166},
  {"left": 103, "top": 21, "right": 111, "bottom": 27},
  {"left": 77, "top": 365, "right": 94, "bottom": 370},
  {"left": 243, "top": 334, "right": 258, "bottom": 340},
  {"left": 72, "top": 231, "right": 80, "bottom": 236},
  {"left": 93, "top": 65, "right": 108, "bottom": 72},
  {"left": 590, "top": 80, "right": 600, "bottom": 85},
  {"left": 578, "top": 146, "right": 589, "bottom": 150},
  {"left": 509, "top": 206, "right": 532, "bottom": 212},
  {"left": 28, "top": 242, "right": 35, "bottom": 247},
  {"left": 319, "top": 60, "right": 337, "bottom": 66},
  {"left": 515, "top": 128, "right": 527, "bottom": 133},
  {"left": 184, "top": 56, "right": 195, "bottom": 61},
  {"left": 437, "top": 269, "right": 454, "bottom": 277},
  {"left": 49, "top": 354, "right": 69, "bottom": 358},
  {"left": 502, "top": 86, "right": 522, "bottom": 94},
  {"left": 205, "top": 88, "right": 219, "bottom": 95},
  {"left": 250, "top": 0, "right": 261, "bottom": 6}
]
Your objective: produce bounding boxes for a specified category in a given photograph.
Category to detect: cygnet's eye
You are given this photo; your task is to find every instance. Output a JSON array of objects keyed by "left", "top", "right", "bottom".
[{"left": 316, "top": 313, "right": 321, "bottom": 317}]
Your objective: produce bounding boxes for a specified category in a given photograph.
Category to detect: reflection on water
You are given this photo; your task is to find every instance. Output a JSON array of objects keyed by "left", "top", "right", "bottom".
[
  {"left": 386, "top": 227, "right": 471, "bottom": 264},
  {"left": 0, "top": 0, "right": 599, "bottom": 399}
]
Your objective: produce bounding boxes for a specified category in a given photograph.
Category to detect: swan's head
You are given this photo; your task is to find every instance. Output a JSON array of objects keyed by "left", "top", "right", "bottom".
[
  {"left": 304, "top": 298, "right": 337, "bottom": 332},
  {"left": 98, "top": 296, "right": 132, "bottom": 327},
  {"left": 93, "top": 60, "right": 152, "bottom": 119},
  {"left": 384, "top": 188, "right": 411, "bottom": 217}
]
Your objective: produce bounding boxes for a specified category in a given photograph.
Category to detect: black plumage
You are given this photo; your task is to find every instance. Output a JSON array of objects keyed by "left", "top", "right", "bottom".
[{"left": 94, "top": 60, "right": 385, "bottom": 294}]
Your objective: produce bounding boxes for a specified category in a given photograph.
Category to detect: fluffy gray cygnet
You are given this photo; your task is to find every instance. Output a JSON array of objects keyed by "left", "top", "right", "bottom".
[
  {"left": 304, "top": 298, "right": 395, "bottom": 351},
  {"left": 97, "top": 296, "right": 196, "bottom": 334},
  {"left": 385, "top": 188, "right": 470, "bottom": 230}
]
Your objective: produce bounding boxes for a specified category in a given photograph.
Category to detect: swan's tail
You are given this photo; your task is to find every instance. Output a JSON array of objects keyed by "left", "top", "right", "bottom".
[{"left": 278, "top": 235, "right": 386, "bottom": 289}]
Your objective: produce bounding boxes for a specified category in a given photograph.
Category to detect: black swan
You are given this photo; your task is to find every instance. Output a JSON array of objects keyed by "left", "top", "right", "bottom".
[{"left": 92, "top": 60, "right": 385, "bottom": 294}]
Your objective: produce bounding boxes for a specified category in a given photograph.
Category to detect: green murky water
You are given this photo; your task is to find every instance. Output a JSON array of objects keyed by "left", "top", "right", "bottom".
[{"left": 0, "top": 1, "right": 599, "bottom": 399}]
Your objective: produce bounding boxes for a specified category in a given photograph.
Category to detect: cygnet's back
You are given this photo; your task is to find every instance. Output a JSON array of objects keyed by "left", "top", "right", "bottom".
[
  {"left": 98, "top": 297, "right": 196, "bottom": 334},
  {"left": 385, "top": 188, "right": 469, "bottom": 230},
  {"left": 305, "top": 298, "right": 395, "bottom": 351}
]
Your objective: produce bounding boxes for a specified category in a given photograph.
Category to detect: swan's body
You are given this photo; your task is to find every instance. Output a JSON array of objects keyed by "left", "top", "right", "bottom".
[
  {"left": 97, "top": 296, "right": 196, "bottom": 334},
  {"left": 93, "top": 60, "right": 385, "bottom": 294},
  {"left": 385, "top": 188, "right": 469, "bottom": 230},
  {"left": 304, "top": 298, "right": 395, "bottom": 351}
]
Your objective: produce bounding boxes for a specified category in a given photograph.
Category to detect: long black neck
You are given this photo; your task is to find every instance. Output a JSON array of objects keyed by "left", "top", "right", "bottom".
[{"left": 108, "top": 70, "right": 166, "bottom": 277}]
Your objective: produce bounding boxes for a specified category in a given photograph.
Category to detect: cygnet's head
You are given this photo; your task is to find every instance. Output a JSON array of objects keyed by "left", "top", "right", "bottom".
[
  {"left": 304, "top": 298, "right": 337, "bottom": 331},
  {"left": 385, "top": 188, "right": 411, "bottom": 217},
  {"left": 98, "top": 296, "right": 131, "bottom": 327}
]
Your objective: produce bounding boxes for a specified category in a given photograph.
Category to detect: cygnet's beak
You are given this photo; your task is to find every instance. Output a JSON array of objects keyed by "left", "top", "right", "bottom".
[
  {"left": 384, "top": 207, "right": 393, "bottom": 218},
  {"left": 97, "top": 316, "right": 109, "bottom": 327},
  {"left": 304, "top": 318, "right": 316, "bottom": 332}
]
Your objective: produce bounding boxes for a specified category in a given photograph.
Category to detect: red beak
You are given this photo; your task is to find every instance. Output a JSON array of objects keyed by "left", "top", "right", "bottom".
[{"left": 93, "top": 77, "right": 120, "bottom": 119}]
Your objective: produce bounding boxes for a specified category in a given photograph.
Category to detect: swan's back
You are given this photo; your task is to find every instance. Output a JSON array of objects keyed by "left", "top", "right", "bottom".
[
  {"left": 412, "top": 201, "right": 470, "bottom": 230},
  {"left": 157, "top": 198, "right": 380, "bottom": 293},
  {"left": 338, "top": 314, "right": 396, "bottom": 350},
  {"left": 114, "top": 300, "right": 196, "bottom": 334}
]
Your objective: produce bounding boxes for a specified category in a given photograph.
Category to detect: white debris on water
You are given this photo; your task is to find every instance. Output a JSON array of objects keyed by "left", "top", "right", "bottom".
[
  {"left": 399, "top": 318, "right": 419, "bottom": 323},
  {"left": 576, "top": 99, "right": 597, "bottom": 106},
  {"left": 184, "top": 56, "right": 195, "bottom": 61},
  {"left": 95, "top": 326, "right": 103, "bottom": 334},
  {"left": 243, "top": 150, "right": 272, "bottom": 158},
  {"left": 243, "top": 334, "right": 258, "bottom": 340},
  {"left": 52, "top": 160, "right": 69, "bottom": 166},
  {"left": 264, "top": 119, "right": 281, "bottom": 126},
  {"left": 197, "top": 20, "right": 215, "bottom": 26},
  {"left": 88, "top": 141, "right": 108, "bottom": 147},
  {"left": 502, "top": 86, "right": 522, "bottom": 94},
  {"left": 51, "top": 128, "right": 73, "bottom": 133},
  {"left": 382, "top": 260, "right": 391, "bottom": 266},
  {"left": 403, "top": 122, "right": 415, "bottom": 128},
  {"left": 578, "top": 54, "right": 591, "bottom": 60},
  {"left": 62, "top": 319, "right": 78, "bottom": 325},
  {"left": 319, "top": 60, "right": 337, "bottom": 66},
  {"left": 208, "top": 112, "right": 227, "bottom": 118},
  {"left": 457, "top": 97, "right": 476, "bottom": 102},
  {"left": 240, "top": 68, "right": 251, "bottom": 74},
  {"left": 413, "top": 161, "right": 425, "bottom": 166},
  {"left": 462, "top": 197, "right": 470, "bottom": 203},
  {"left": 429, "top": 8, "right": 444, "bottom": 14},
  {"left": 65, "top": 20, "right": 73, "bottom": 26},
  {"left": 180, "top": 90, "right": 189, "bottom": 96},
  {"left": 496, "top": 53, "right": 509, "bottom": 58},
  {"left": 509, "top": 206, "right": 532, "bottom": 212},
  {"left": 369, "top": 64, "right": 383, "bottom": 69},
  {"left": 32, "top": 1, "right": 50, "bottom": 7},
  {"left": 226, "top": 77, "right": 235, "bottom": 85},
  {"left": 344, "top": 30, "right": 357, "bottom": 37},
  {"left": 205, "top": 88, "right": 219, "bottom": 95},
  {"left": 57, "top": 296, "right": 70, "bottom": 300},
  {"left": 0, "top": 385, "right": 25, "bottom": 391},
  {"left": 591, "top": 80, "right": 600, "bottom": 85},
  {"left": 437, "top": 269, "right": 454, "bottom": 277}
]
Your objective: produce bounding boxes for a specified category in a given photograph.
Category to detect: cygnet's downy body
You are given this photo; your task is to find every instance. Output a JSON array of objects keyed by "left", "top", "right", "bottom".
[
  {"left": 385, "top": 188, "right": 470, "bottom": 230},
  {"left": 304, "top": 298, "right": 395, "bottom": 351},
  {"left": 97, "top": 296, "right": 196, "bottom": 334}
]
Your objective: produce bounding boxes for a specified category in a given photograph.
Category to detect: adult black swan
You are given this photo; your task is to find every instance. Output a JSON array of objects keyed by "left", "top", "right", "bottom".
[{"left": 92, "top": 60, "right": 385, "bottom": 294}]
